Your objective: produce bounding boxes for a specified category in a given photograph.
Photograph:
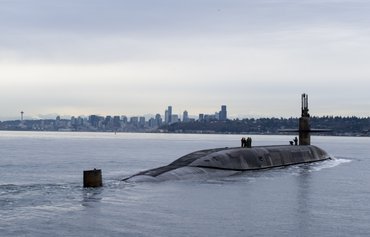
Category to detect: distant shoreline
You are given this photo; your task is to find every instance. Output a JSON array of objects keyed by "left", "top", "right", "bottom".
[
  {"left": 0, "top": 129, "right": 368, "bottom": 138},
  {"left": 1, "top": 116, "right": 369, "bottom": 137}
]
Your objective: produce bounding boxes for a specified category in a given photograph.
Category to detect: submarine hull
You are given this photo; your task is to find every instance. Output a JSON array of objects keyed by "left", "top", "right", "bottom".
[{"left": 123, "top": 145, "right": 331, "bottom": 182}]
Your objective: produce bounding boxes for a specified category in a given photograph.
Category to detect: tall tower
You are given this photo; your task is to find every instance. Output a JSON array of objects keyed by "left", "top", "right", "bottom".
[
  {"left": 219, "top": 105, "right": 227, "bottom": 121},
  {"left": 183, "top": 110, "right": 189, "bottom": 122},
  {"left": 21, "top": 111, "right": 24, "bottom": 121},
  {"left": 299, "top": 94, "right": 310, "bottom": 145},
  {"left": 167, "top": 106, "right": 172, "bottom": 124},
  {"left": 164, "top": 109, "right": 169, "bottom": 124}
]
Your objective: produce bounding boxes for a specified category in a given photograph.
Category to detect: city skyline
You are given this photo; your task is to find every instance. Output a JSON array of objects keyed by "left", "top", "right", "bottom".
[
  {"left": 1, "top": 107, "right": 368, "bottom": 137},
  {"left": 1, "top": 1, "right": 370, "bottom": 120},
  {"left": 7, "top": 104, "right": 229, "bottom": 122}
]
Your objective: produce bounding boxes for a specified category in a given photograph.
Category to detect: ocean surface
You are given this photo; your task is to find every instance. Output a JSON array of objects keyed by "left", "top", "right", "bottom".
[{"left": 0, "top": 131, "right": 369, "bottom": 237}]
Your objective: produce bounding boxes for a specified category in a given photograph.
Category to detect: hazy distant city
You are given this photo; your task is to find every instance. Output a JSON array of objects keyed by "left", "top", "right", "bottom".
[{"left": 0, "top": 105, "right": 368, "bottom": 137}]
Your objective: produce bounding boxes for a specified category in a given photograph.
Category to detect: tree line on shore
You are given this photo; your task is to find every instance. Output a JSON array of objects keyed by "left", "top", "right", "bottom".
[
  {"left": 1, "top": 116, "right": 369, "bottom": 136},
  {"left": 161, "top": 116, "right": 370, "bottom": 136}
]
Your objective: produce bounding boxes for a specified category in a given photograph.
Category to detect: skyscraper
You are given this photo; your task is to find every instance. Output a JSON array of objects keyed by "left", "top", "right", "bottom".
[
  {"left": 155, "top": 114, "right": 162, "bottom": 127},
  {"left": 165, "top": 106, "right": 172, "bottom": 124},
  {"left": 171, "top": 114, "right": 179, "bottom": 124},
  {"left": 183, "top": 110, "right": 189, "bottom": 122},
  {"left": 198, "top": 113, "right": 204, "bottom": 121},
  {"left": 219, "top": 105, "right": 227, "bottom": 121},
  {"left": 168, "top": 106, "right": 172, "bottom": 124}
]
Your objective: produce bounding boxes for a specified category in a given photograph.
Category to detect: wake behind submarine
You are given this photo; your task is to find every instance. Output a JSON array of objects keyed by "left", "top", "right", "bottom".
[{"left": 123, "top": 94, "right": 331, "bottom": 182}]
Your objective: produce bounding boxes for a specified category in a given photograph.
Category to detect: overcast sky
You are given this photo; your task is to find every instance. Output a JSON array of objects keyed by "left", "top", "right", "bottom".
[{"left": 1, "top": 0, "right": 369, "bottom": 120}]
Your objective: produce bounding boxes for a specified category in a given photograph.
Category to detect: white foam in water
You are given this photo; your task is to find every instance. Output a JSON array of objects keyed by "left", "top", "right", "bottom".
[
  {"left": 310, "top": 156, "right": 352, "bottom": 172},
  {"left": 127, "top": 157, "right": 352, "bottom": 183}
]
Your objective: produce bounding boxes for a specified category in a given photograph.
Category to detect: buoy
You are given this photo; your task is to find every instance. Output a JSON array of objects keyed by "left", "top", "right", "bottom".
[{"left": 83, "top": 169, "right": 103, "bottom": 188}]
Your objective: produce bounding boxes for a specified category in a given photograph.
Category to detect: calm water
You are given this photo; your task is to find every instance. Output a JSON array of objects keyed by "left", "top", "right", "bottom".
[{"left": 0, "top": 131, "right": 369, "bottom": 237}]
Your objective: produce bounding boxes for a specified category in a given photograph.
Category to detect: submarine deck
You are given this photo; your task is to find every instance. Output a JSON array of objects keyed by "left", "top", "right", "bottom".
[{"left": 123, "top": 145, "right": 330, "bottom": 181}]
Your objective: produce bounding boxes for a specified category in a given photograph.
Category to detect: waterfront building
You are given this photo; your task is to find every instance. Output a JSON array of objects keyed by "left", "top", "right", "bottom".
[
  {"left": 139, "top": 117, "right": 146, "bottom": 127},
  {"left": 155, "top": 114, "right": 162, "bottom": 127},
  {"left": 171, "top": 114, "right": 179, "bottom": 124},
  {"left": 89, "top": 115, "right": 104, "bottom": 128},
  {"left": 215, "top": 112, "right": 220, "bottom": 120},
  {"left": 113, "top": 116, "right": 121, "bottom": 129},
  {"left": 130, "top": 116, "right": 139, "bottom": 126},
  {"left": 204, "top": 114, "right": 217, "bottom": 121},
  {"left": 104, "top": 116, "right": 114, "bottom": 129},
  {"left": 148, "top": 118, "right": 156, "bottom": 128},
  {"left": 77, "top": 116, "right": 85, "bottom": 126},
  {"left": 71, "top": 116, "right": 77, "bottom": 127},
  {"left": 198, "top": 114, "right": 204, "bottom": 121},
  {"left": 121, "top": 116, "right": 128, "bottom": 124}
]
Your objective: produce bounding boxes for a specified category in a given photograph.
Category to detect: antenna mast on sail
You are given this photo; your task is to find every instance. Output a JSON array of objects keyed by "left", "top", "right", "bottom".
[{"left": 299, "top": 93, "right": 311, "bottom": 145}]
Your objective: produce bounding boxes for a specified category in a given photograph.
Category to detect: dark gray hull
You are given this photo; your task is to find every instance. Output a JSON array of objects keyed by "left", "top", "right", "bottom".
[{"left": 123, "top": 145, "right": 331, "bottom": 182}]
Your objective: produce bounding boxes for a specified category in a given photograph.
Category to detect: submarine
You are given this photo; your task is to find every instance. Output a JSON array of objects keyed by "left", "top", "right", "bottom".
[{"left": 123, "top": 94, "right": 331, "bottom": 182}]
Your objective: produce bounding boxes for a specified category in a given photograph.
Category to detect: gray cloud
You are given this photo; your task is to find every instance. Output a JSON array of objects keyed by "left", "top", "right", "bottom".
[{"left": 1, "top": 0, "right": 370, "bottom": 119}]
